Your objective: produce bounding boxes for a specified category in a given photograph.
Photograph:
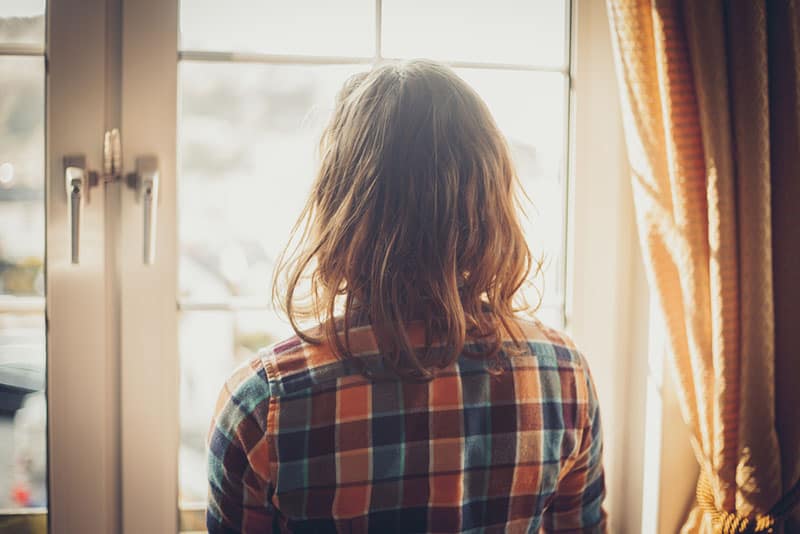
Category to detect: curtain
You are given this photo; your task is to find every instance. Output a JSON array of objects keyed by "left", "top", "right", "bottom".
[{"left": 606, "top": 0, "right": 800, "bottom": 532}]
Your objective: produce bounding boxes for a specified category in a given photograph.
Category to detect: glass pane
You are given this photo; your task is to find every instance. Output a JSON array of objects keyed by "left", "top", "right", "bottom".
[
  {"left": 0, "top": 55, "right": 46, "bottom": 511},
  {"left": 382, "top": 0, "right": 567, "bottom": 67},
  {"left": 0, "top": 313, "right": 46, "bottom": 509},
  {"left": 179, "top": 62, "right": 365, "bottom": 302},
  {"left": 0, "top": 56, "right": 45, "bottom": 299},
  {"left": 179, "top": 0, "right": 375, "bottom": 57},
  {"left": 0, "top": 1, "right": 45, "bottom": 48},
  {"left": 456, "top": 69, "right": 567, "bottom": 309},
  {"left": 179, "top": 308, "right": 286, "bottom": 505}
]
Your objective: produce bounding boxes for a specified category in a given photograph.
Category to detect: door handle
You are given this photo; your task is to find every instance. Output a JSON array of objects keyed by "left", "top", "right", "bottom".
[{"left": 134, "top": 156, "right": 159, "bottom": 265}]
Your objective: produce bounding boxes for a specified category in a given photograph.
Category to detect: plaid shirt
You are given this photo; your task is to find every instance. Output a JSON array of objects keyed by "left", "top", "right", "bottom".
[{"left": 207, "top": 318, "right": 606, "bottom": 533}]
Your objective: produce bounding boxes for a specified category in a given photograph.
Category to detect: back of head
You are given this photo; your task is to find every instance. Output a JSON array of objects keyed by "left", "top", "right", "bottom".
[{"left": 275, "top": 59, "right": 532, "bottom": 380}]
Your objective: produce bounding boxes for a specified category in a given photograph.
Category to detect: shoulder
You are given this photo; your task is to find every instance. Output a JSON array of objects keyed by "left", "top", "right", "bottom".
[
  {"left": 207, "top": 354, "right": 274, "bottom": 517},
  {"left": 219, "top": 352, "right": 271, "bottom": 406},
  {"left": 510, "top": 315, "right": 588, "bottom": 367},
  {"left": 509, "top": 316, "right": 597, "bottom": 405},
  {"left": 209, "top": 353, "right": 271, "bottom": 445}
]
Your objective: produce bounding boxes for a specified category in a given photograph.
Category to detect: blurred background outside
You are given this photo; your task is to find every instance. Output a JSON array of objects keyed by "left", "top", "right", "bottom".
[{"left": 0, "top": 0, "right": 47, "bottom": 510}]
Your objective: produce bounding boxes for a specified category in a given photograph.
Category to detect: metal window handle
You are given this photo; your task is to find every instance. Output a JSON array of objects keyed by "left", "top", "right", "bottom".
[
  {"left": 63, "top": 138, "right": 159, "bottom": 267},
  {"left": 66, "top": 168, "right": 83, "bottom": 264},
  {"left": 61, "top": 133, "right": 120, "bottom": 265},
  {"left": 63, "top": 155, "right": 97, "bottom": 265},
  {"left": 136, "top": 156, "right": 159, "bottom": 265}
]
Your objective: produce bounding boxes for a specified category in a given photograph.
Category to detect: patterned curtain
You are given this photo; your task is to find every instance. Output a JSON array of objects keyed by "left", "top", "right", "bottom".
[{"left": 605, "top": 0, "right": 800, "bottom": 532}]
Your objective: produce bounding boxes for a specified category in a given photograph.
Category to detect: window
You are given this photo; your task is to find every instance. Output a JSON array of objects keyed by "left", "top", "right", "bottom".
[
  {"left": 176, "top": 0, "right": 571, "bottom": 509},
  {"left": 5, "top": 1, "right": 654, "bottom": 530},
  {"left": 0, "top": 1, "right": 47, "bottom": 513}
]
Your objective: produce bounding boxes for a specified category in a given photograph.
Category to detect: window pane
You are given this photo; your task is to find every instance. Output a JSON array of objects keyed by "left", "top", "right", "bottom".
[
  {"left": 456, "top": 69, "right": 567, "bottom": 308},
  {"left": 0, "top": 56, "right": 45, "bottom": 299},
  {"left": 179, "top": 63, "right": 567, "bottom": 307},
  {"left": 179, "top": 308, "right": 286, "bottom": 504},
  {"left": 0, "top": 313, "right": 46, "bottom": 509},
  {"left": 179, "top": 62, "right": 365, "bottom": 302},
  {"left": 382, "top": 0, "right": 567, "bottom": 67},
  {"left": 0, "top": 56, "right": 46, "bottom": 511},
  {"left": 0, "top": 1, "right": 45, "bottom": 48},
  {"left": 180, "top": 0, "right": 375, "bottom": 57}
]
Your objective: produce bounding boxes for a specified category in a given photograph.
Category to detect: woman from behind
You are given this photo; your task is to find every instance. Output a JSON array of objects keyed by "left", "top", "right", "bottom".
[{"left": 207, "top": 59, "right": 607, "bottom": 533}]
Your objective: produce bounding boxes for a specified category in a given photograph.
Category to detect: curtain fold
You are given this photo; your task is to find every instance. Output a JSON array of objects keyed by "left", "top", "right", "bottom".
[
  {"left": 684, "top": 1, "right": 783, "bottom": 520},
  {"left": 606, "top": 0, "right": 800, "bottom": 531}
]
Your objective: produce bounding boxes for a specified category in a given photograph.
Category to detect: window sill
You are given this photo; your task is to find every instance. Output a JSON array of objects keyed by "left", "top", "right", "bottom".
[
  {"left": 180, "top": 503, "right": 206, "bottom": 533},
  {"left": 0, "top": 508, "right": 47, "bottom": 534}
]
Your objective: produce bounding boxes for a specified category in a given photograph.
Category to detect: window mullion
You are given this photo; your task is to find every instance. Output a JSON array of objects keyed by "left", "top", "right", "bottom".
[{"left": 375, "top": 0, "right": 383, "bottom": 62}]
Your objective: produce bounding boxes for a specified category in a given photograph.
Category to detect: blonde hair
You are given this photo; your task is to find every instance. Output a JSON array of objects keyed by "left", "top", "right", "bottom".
[{"left": 274, "top": 59, "right": 534, "bottom": 380}]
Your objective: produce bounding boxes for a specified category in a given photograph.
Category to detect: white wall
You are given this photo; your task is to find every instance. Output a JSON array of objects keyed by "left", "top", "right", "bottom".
[{"left": 568, "top": 1, "right": 644, "bottom": 529}]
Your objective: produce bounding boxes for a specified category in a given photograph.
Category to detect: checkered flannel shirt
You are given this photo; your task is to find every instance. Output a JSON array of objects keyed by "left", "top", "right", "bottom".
[{"left": 207, "top": 318, "right": 606, "bottom": 533}]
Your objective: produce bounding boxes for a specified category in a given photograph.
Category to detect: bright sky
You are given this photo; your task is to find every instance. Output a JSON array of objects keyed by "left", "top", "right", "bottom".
[
  {"left": 179, "top": 0, "right": 566, "bottom": 67},
  {"left": 0, "top": 1, "right": 45, "bottom": 17}
]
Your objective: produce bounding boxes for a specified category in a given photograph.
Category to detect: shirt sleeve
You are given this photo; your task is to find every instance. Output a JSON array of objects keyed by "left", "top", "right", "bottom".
[
  {"left": 542, "top": 356, "right": 607, "bottom": 533},
  {"left": 206, "top": 358, "right": 275, "bottom": 534}
]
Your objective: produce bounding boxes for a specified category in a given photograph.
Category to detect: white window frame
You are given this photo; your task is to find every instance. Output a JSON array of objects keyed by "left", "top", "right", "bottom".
[
  {"left": 567, "top": 0, "right": 647, "bottom": 531},
  {"left": 0, "top": 0, "right": 122, "bottom": 530},
  {"left": 47, "top": 0, "right": 121, "bottom": 531},
  {"left": 119, "top": 0, "right": 180, "bottom": 531}
]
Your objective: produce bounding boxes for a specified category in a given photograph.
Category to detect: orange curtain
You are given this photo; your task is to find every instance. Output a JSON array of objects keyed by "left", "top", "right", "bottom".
[{"left": 606, "top": 0, "right": 800, "bottom": 532}]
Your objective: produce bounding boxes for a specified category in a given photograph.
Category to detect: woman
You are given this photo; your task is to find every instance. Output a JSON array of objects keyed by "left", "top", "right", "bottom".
[{"left": 207, "top": 59, "right": 606, "bottom": 533}]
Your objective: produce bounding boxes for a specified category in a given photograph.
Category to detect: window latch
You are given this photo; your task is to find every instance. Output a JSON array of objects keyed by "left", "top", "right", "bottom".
[{"left": 62, "top": 129, "right": 160, "bottom": 266}]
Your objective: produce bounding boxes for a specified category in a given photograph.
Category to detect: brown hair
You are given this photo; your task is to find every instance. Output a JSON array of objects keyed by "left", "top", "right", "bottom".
[{"left": 274, "top": 59, "right": 535, "bottom": 380}]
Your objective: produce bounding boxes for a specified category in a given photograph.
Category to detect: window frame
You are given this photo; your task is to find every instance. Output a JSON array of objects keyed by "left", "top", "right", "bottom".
[
  {"left": 48, "top": 0, "right": 122, "bottom": 530},
  {"left": 565, "top": 0, "right": 653, "bottom": 531},
  {"left": 0, "top": 0, "right": 125, "bottom": 531}
]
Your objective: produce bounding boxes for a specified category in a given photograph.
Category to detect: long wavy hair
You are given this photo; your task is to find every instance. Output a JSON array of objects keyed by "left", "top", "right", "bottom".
[{"left": 273, "top": 59, "right": 535, "bottom": 380}]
